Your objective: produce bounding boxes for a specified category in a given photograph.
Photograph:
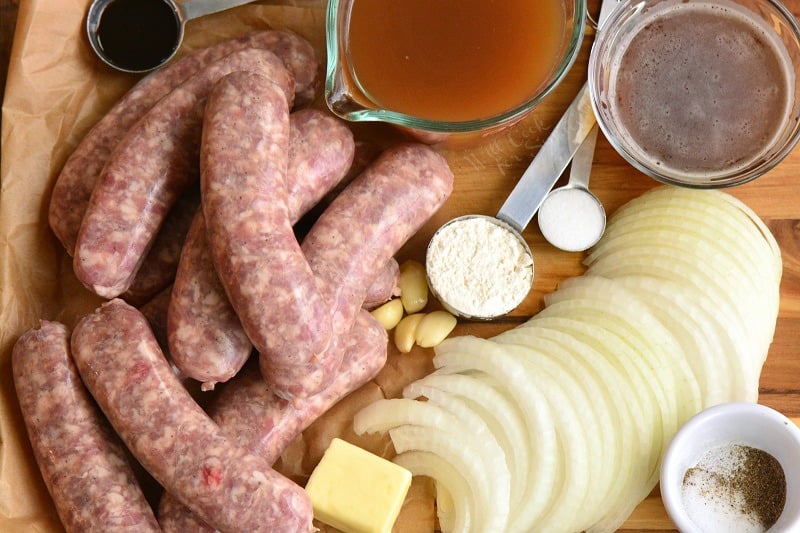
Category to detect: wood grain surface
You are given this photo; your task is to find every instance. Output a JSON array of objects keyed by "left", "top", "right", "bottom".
[{"left": 1, "top": 0, "right": 798, "bottom": 531}]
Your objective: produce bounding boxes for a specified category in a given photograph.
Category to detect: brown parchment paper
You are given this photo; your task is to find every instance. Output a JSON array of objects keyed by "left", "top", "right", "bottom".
[{"left": 0, "top": 1, "right": 436, "bottom": 530}]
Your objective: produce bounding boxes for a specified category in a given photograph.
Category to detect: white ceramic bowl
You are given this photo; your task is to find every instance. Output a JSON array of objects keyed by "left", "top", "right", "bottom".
[{"left": 660, "top": 402, "right": 800, "bottom": 532}]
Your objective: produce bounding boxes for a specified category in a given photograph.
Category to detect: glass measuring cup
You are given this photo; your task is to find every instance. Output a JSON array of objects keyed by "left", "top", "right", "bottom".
[
  {"left": 324, "top": 0, "right": 587, "bottom": 139},
  {"left": 426, "top": 84, "right": 597, "bottom": 320},
  {"left": 85, "top": 0, "right": 261, "bottom": 73}
]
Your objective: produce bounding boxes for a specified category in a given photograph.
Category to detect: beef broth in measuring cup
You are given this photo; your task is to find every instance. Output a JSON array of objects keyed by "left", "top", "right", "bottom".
[
  {"left": 589, "top": 0, "right": 800, "bottom": 187},
  {"left": 345, "top": 0, "right": 566, "bottom": 122},
  {"left": 325, "top": 0, "right": 587, "bottom": 139}
]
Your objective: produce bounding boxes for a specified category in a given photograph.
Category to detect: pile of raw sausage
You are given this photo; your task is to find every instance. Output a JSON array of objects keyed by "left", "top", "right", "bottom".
[{"left": 13, "top": 29, "right": 453, "bottom": 532}]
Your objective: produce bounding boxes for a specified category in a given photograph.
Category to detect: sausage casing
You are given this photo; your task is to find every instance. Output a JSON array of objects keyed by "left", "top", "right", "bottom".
[
  {"left": 263, "top": 143, "right": 454, "bottom": 398},
  {"left": 49, "top": 29, "right": 318, "bottom": 256},
  {"left": 12, "top": 321, "right": 160, "bottom": 533},
  {"left": 200, "top": 71, "right": 332, "bottom": 390},
  {"left": 168, "top": 210, "right": 251, "bottom": 390},
  {"left": 157, "top": 310, "right": 388, "bottom": 532},
  {"left": 122, "top": 184, "right": 200, "bottom": 306},
  {"left": 73, "top": 49, "right": 294, "bottom": 298},
  {"left": 168, "top": 108, "right": 355, "bottom": 389},
  {"left": 71, "top": 299, "right": 314, "bottom": 532},
  {"left": 363, "top": 257, "right": 401, "bottom": 309}
]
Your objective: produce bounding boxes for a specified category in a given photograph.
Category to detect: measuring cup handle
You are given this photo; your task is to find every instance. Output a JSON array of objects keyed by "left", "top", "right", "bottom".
[
  {"left": 495, "top": 83, "right": 596, "bottom": 234},
  {"left": 175, "top": 0, "right": 249, "bottom": 20},
  {"left": 180, "top": 0, "right": 325, "bottom": 20}
]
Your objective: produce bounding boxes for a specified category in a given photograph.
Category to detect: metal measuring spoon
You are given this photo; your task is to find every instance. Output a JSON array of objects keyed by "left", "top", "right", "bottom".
[
  {"left": 538, "top": 124, "right": 606, "bottom": 252},
  {"left": 86, "top": 0, "right": 260, "bottom": 73},
  {"left": 426, "top": 84, "right": 597, "bottom": 320}
]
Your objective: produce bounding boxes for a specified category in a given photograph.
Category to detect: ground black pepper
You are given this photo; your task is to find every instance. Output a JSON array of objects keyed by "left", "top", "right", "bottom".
[
  {"left": 736, "top": 445, "right": 786, "bottom": 529},
  {"left": 682, "top": 443, "right": 786, "bottom": 531}
]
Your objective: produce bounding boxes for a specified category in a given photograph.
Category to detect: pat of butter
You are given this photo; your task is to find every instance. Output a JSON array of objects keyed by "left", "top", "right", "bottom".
[{"left": 305, "top": 438, "right": 412, "bottom": 533}]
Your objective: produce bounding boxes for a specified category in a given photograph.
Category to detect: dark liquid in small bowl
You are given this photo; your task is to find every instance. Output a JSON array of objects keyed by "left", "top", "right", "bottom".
[{"left": 96, "top": 0, "right": 180, "bottom": 72}]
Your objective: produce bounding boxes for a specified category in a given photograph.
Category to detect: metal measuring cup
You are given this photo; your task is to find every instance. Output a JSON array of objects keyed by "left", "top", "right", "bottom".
[
  {"left": 426, "top": 84, "right": 597, "bottom": 320},
  {"left": 86, "top": 0, "right": 260, "bottom": 73}
]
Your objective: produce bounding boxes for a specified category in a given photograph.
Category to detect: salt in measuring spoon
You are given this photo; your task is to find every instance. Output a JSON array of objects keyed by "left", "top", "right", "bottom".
[
  {"left": 426, "top": 84, "right": 597, "bottom": 320},
  {"left": 538, "top": 124, "right": 606, "bottom": 252},
  {"left": 86, "top": 0, "right": 261, "bottom": 73}
]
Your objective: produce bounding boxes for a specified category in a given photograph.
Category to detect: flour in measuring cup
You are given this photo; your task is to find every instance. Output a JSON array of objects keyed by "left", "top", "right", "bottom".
[{"left": 426, "top": 217, "right": 533, "bottom": 318}]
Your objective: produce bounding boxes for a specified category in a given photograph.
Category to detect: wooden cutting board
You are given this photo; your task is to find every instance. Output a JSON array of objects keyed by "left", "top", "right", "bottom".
[
  {"left": 2, "top": 0, "right": 798, "bottom": 530},
  {"left": 398, "top": 1, "right": 800, "bottom": 529}
]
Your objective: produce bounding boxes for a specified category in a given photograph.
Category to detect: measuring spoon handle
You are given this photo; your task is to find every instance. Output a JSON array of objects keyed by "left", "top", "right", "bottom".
[
  {"left": 496, "top": 83, "right": 596, "bottom": 234},
  {"left": 568, "top": 124, "right": 599, "bottom": 190}
]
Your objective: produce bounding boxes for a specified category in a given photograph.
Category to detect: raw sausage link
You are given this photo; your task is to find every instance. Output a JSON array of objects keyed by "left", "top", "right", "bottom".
[
  {"left": 170, "top": 215, "right": 399, "bottom": 390},
  {"left": 168, "top": 210, "right": 251, "bottom": 390},
  {"left": 138, "top": 284, "right": 217, "bottom": 410},
  {"left": 263, "top": 143, "right": 454, "bottom": 398},
  {"left": 217, "top": 311, "right": 387, "bottom": 460},
  {"left": 12, "top": 321, "right": 160, "bottom": 533},
  {"left": 285, "top": 108, "right": 357, "bottom": 216},
  {"left": 122, "top": 184, "right": 200, "bottom": 306},
  {"left": 200, "top": 72, "right": 333, "bottom": 388},
  {"left": 168, "top": 108, "right": 355, "bottom": 389},
  {"left": 74, "top": 49, "right": 294, "bottom": 299},
  {"left": 363, "top": 257, "right": 400, "bottom": 309},
  {"left": 292, "top": 139, "right": 384, "bottom": 239},
  {"left": 157, "top": 310, "right": 388, "bottom": 532},
  {"left": 49, "top": 29, "right": 318, "bottom": 255},
  {"left": 71, "top": 299, "right": 314, "bottom": 533}
]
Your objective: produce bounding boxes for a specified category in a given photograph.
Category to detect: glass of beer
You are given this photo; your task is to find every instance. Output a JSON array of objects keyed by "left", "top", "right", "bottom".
[{"left": 589, "top": 0, "right": 800, "bottom": 187}]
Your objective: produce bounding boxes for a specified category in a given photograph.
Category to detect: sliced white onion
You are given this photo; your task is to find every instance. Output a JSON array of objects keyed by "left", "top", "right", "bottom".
[
  {"left": 536, "top": 299, "right": 678, "bottom": 446},
  {"left": 517, "top": 316, "right": 660, "bottom": 532},
  {"left": 585, "top": 250, "right": 763, "bottom": 371},
  {"left": 396, "top": 384, "right": 512, "bottom": 515},
  {"left": 434, "top": 336, "right": 559, "bottom": 530},
  {"left": 387, "top": 424, "right": 506, "bottom": 532},
  {"left": 552, "top": 275, "right": 703, "bottom": 419},
  {"left": 717, "top": 191, "right": 782, "bottom": 275},
  {"left": 402, "top": 379, "right": 525, "bottom": 514},
  {"left": 492, "top": 328, "right": 612, "bottom": 531},
  {"left": 353, "top": 398, "right": 509, "bottom": 532},
  {"left": 435, "top": 338, "right": 593, "bottom": 533},
  {"left": 596, "top": 206, "right": 776, "bottom": 288},
  {"left": 392, "top": 452, "right": 472, "bottom": 533},
  {"left": 559, "top": 275, "right": 731, "bottom": 412},
  {"left": 586, "top": 232, "right": 774, "bottom": 352},
  {"left": 404, "top": 372, "right": 529, "bottom": 514},
  {"left": 607, "top": 187, "right": 781, "bottom": 277},
  {"left": 612, "top": 275, "right": 755, "bottom": 402},
  {"left": 433, "top": 481, "right": 456, "bottom": 533}
]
